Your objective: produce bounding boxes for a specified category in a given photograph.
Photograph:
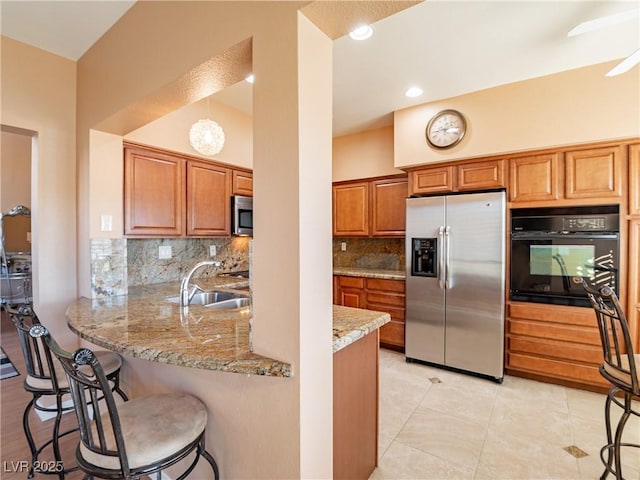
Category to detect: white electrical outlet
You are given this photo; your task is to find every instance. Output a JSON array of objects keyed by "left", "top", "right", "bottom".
[
  {"left": 158, "top": 245, "right": 172, "bottom": 259},
  {"left": 100, "top": 214, "right": 113, "bottom": 232},
  {"left": 209, "top": 245, "right": 217, "bottom": 257},
  {"left": 341, "top": 242, "right": 347, "bottom": 251}
]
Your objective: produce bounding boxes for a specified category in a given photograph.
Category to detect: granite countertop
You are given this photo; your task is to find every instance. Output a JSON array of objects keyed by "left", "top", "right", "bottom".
[
  {"left": 66, "top": 277, "right": 390, "bottom": 378},
  {"left": 333, "top": 267, "right": 405, "bottom": 280}
]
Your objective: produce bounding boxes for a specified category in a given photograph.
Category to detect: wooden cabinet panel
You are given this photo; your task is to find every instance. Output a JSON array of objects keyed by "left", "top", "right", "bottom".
[
  {"left": 629, "top": 219, "right": 640, "bottom": 349},
  {"left": 340, "top": 290, "right": 365, "bottom": 308},
  {"left": 509, "top": 302, "right": 596, "bottom": 328},
  {"left": 409, "top": 166, "right": 453, "bottom": 195},
  {"left": 408, "top": 160, "right": 505, "bottom": 196},
  {"left": 333, "top": 182, "right": 369, "bottom": 236},
  {"left": 124, "top": 143, "right": 247, "bottom": 238},
  {"left": 124, "top": 147, "right": 185, "bottom": 236},
  {"left": 506, "top": 351, "right": 605, "bottom": 387},
  {"left": 565, "top": 145, "right": 623, "bottom": 199},
  {"left": 629, "top": 144, "right": 640, "bottom": 215},
  {"left": 366, "top": 291, "right": 405, "bottom": 307},
  {"left": 506, "top": 301, "right": 608, "bottom": 389},
  {"left": 232, "top": 170, "right": 253, "bottom": 196},
  {"left": 186, "top": 161, "right": 231, "bottom": 237},
  {"left": 337, "top": 276, "right": 365, "bottom": 289},
  {"left": 334, "top": 275, "right": 406, "bottom": 351},
  {"left": 336, "top": 276, "right": 366, "bottom": 308},
  {"left": 379, "top": 321, "right": 405, "bottom": 350},
  {"left": 370, "top": 178, "right": 407, "bottom": 237},
  {"left": 509, "top": 154, "right": 561, "bottom": 202},
  {"left": 333, "top": 175, "right": 407, "bottom": 237},
  {"left": 367, "top": 278, "right": 405, "bottom": 293},
  {"left": 334, "top": 330, "right": 378, "bottom": 480},
  {"left": 456, "top": 160, "right": 505, "bottom": 191},
  {"left": 507, "top": 335, "right": 602, "bottom": 364},
  {"left": 507, "top": 318, "right": 600, "bottom": 346}
]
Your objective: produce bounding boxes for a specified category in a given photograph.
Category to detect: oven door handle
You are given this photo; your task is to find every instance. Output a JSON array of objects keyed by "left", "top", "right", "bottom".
[{"left": 511, "top": 232, "right": 619, "bottom": 240}]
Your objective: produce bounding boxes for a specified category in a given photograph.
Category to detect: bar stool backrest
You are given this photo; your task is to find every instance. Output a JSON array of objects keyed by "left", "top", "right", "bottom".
[
  {"left": 582, "top": 281, "right": 639, "bottom": 395},
  {"left": 7, "top": 304, "right": 63, "bottom": 393},
  {"left": 32, "top": 326, "right": 133, "bottom": 478}
]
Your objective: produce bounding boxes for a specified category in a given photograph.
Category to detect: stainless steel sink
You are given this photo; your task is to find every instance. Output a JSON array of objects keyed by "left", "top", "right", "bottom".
[
  {"left": 166, "top": 290, "right": 249, "bottom": 309},
  {"left": 205, "top": 297, "right": 250, "bottom": 310}
]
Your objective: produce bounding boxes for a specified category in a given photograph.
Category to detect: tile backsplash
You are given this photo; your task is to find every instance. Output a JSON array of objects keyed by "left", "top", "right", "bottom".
[
  {"left": 333, "top": 238, "right": 404, "bottom": 270},
  {"left": 90, "top": 236, "right": 400, "bottom": 298},
  {"left": 90, "top": 237, "right": 250, "bottom": 298},
  {"left": 127, "top": 237, "right": 250, "bottom": 286}
]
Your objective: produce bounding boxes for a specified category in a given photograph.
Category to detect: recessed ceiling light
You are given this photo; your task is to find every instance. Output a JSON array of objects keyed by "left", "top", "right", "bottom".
[
  {"left": 405, "top": 87, "right": 424, "bottom": 98},
  {"left": 349, "top": 24, "right": 374, "bottom": 41},
  {"left": 245, "top": 74, "right": 255, "bottom": 84}
]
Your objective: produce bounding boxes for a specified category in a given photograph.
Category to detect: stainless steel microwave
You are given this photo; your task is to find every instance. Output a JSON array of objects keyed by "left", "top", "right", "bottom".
[{"left": 231, "top": 195, "right": 253, "bottom": 236}]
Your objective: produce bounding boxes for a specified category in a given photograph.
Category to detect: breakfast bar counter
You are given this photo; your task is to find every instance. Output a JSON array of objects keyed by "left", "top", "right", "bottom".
[{"left": 65, "top": 278, "right": 390, "bottom": 378}]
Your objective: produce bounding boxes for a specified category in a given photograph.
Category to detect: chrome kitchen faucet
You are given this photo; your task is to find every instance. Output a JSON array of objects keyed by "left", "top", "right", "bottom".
[{"left": 180, "top": 260, "right": 221, "bottom": 308}]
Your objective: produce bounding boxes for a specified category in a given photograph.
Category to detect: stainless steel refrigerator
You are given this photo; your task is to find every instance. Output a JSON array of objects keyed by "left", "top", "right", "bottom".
[{"left": 405, "top": 191, "right": 506, "bottom": 382}]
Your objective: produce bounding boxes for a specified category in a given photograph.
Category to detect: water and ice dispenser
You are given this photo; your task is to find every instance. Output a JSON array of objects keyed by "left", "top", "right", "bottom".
[{"left": 411, "top": 238, "right": 437, "bottom": 277}]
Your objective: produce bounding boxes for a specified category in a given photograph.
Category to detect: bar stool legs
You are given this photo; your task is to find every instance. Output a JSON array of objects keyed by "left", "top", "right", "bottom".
[{"left": 600, "top": 386, "right": 639, "bottom": 480}]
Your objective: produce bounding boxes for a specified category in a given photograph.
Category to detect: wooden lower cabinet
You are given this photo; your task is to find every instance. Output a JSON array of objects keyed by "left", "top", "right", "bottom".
[
  {"left": 334, "top": 275, "right": 406, "bottom": 351},
  {"left": 506, "top": 301, "right": 608, "bottom": 390},
  {"left": 335, "top": 276, "right": 365, "bottom": 308},
  {"left": 333, "top": 330, "right": 379, "bottom": 480}
]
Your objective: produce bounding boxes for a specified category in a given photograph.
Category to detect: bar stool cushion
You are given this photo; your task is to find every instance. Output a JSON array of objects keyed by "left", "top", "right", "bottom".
[
  {"left": 25, "top": 350, "right": 123, "bottom": 391},
  {"left": 79, "top": 392, "right": 208, "bottom": 470},
  {"left": 602, "top": 353, "right": 640, "bottom": 388}
]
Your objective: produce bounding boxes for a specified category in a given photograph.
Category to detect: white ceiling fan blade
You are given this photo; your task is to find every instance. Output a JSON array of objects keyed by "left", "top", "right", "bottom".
[
  {"left": 605, "top": 48, "right": 640, "bottom": 76},
  {"left": 568, "top": 8, "right": 639, "bottom": 37}
]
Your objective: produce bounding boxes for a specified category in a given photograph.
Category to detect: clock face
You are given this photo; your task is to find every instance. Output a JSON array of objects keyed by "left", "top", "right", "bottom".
[{"left": 426, "top": 110, "right": 466, "bottom": 149}]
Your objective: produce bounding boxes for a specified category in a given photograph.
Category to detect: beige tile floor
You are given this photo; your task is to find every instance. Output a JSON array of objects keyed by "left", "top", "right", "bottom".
[{"left": 371, "top": 349, "right": 640, "bottom": 480}]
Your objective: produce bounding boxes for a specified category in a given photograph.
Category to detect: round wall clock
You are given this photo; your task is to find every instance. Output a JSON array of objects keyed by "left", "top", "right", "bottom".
[{"left": 425, "top": 109, "right": 467, "bottom": 149}]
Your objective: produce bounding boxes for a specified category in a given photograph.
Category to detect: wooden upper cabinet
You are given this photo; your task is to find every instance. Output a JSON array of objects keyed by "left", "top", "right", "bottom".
[
  {"left": 409, "top": 166, "right": 453, "bottom": 195},
  {"left": 232, "top": 170, "right": 253, "bottom": 197},
  {"left": 408, "top": 160, "right": 505, "bottom": 196},
  {"left": 456, "top": 160, "right": 505, "bottom": 191},
  {"left": 186, "top": 161, "right": 231, "bottom": 237},
  {"left": 124, "top": 143, "right": 239, "bottom": 237},
  {"left": 371, "top": 178, "right": 408, "bottom": 237},
  {"left": 333, "top": 182, "right": 369, "bottom": 237},
  {"left": 124, "top": 147, "right": 185, "bottom": 236},
  {"left": 509, "top": 154, "right": 561, "bottom": 203},
  {"left": 628, "top": 143, "right": 639, "bottom": 215},
  {"left": 565, "top": 145, "right": 623, "bottom": 199},
  {"left": 333, "top": 175, "right": 407, "bottom": 237}
]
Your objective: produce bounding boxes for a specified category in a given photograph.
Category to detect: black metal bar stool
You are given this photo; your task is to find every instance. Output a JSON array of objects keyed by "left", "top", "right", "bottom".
[
  {"left": 580, "top": 279, "right": 640, "bottom": 480},
  {"left": 36, "top": 325, "right": 220, "bottom": 480},
  {"left": 7, "top": 304, "right": 128, "bottom": 479}
]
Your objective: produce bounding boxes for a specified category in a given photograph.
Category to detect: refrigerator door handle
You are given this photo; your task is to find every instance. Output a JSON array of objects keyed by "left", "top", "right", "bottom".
[
  {"left": 438, "top": 226, "right": 445, "bottom": 289},
  {"left": 445, "top": 226, "right": 452, "bottom": 289}
]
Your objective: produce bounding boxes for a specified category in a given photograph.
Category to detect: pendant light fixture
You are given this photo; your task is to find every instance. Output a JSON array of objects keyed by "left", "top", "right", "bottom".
[{"left": 189, "top": 96, "right": 225, "bottom": 156}]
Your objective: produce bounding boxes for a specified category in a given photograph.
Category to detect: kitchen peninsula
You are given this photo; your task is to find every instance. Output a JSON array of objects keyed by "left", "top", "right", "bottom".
[{"left": 65, "top": 275, "right": 390, "bottom": 479}]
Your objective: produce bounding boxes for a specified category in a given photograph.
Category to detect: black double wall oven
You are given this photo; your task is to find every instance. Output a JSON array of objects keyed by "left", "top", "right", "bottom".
[{"left": 510, "top": 205, "right": 619, "bottom": 307}]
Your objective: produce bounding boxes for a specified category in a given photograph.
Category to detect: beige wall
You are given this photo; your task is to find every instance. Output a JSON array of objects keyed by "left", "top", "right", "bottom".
[
  {"left": 76, "top": 3, "right": 333, "bottom": 478},
  {"left": 88, "top": 130, "right": 124, "bottom": 239},
  {"left": 332, "top": 125, "right": 403, "bottom": 181},
  {"left": 395, "top": 61, "right": 640, "bottom": 168},
  {"left": 125, "top": 97, "right": 253, "bottom": 169},
  {"left": 1, "top": 130, "right": 32, "bottom": 210},
  {"left": 1, "top": 37, "right": 78, "bottom": 346}
]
